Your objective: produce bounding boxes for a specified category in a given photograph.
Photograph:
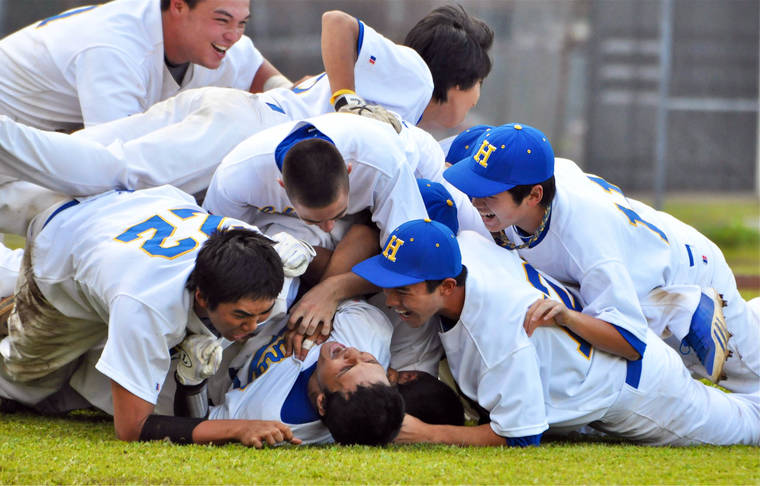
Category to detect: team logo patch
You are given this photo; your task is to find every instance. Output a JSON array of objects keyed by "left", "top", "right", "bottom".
[
  {"left": 382, "top": 235, "right": 404, "bottom": 262},
  {"left": 369, "top": 55, "right": 376, "bottom": 64},
  {"left": 702, "top": 255, "right": 708, "bottom": 264}
]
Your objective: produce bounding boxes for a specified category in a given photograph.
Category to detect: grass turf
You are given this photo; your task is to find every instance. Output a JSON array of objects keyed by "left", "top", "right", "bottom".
[{"left": 1, "top": 410, "right": 758, "bottom": 484}]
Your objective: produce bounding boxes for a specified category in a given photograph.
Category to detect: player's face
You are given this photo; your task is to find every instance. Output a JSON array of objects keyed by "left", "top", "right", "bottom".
[
  {"left": 383, "top": 282, "right": 442, "bottom": 327},
  {"left": 172, "top": 0, "right": 250, "bottom": 69},
  {"left": 293, "top": 190, "right": 349, "bottom": 233},
  {"left": 437, "top": 82, "right": 482, "bottom": 129},
  {"left": 314, "top": 342, "right": 389, "bottom": 393},
  {"left": 471, "top": 190, "right": 527, "bottom": 232},
  {"left": 203, "top": 296, "right": 276, "bottom": 342}
]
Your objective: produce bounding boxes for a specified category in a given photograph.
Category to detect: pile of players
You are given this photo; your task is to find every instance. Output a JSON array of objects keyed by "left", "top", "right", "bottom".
[{"left": 0, "top": 0, "right": 757, "bottom": 449}]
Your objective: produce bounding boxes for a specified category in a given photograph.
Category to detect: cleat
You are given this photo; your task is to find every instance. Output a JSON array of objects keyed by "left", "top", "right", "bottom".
[{"left": 681, "top": 288, "right": 730, "bottom": 383}]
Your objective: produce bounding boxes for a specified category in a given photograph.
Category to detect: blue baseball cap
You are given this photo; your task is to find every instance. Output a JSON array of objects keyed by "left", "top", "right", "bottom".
[
  {"left": 443, "top": 123, "right": 554, "bottom": 198},
  {"left": 417, "top": 178, "right": 459, "bottom": 235},
  {"left": 445, "top": 125, "right": 493, "bottom": 165},
  {"left": 352, "top": 219, "right": 462, "bottom": 288}
]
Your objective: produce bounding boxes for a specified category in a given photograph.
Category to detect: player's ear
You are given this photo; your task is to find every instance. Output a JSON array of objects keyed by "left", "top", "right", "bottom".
[
  {"left": 194, "top": 288, "right": 209, "bottom": 310},
  {"left": 278, "top": 178, "right": 286, "bottom": 189},
  {"left": 439, "top": 277, "right": 458, "bottom": 296},
  {"left": 527, "top": 184, "right": 544, "bottom": 207},
  {"left": 346, "top": 163, "right": 352, "bottom": 175},
  {"left": 315, "top": 392, "right": 327, "bottom": 417}
]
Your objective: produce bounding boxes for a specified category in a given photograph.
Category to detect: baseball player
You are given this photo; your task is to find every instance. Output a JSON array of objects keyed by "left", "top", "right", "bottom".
[
  {"left": 443, "top": 123, "right": 759, "bottom": 394},
  {"left": 187, "top": 298, "right": 404, "bottom": 445},
  {"left": 0, "top": 0, "right": 290, "bottom": 132},
  {"left": 0, "top": 184, "right": 317, "bottom": 446},
  {"left": 353, "top": 219, "right": 760, "bottom": 446}
]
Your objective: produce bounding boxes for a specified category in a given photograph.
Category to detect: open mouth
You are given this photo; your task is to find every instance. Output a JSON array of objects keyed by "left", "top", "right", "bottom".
[
  {"left": 211, "top": 43, "right": 229, "bottom": 54},
  {"left": 393, "top": 308, "right": 412, "bottom": 319},
  {"left": 329, "top": 342, "right": 346, "bottom": 359}
]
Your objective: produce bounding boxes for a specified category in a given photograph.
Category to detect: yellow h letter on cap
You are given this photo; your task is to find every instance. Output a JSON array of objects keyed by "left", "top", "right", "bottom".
[
  {"left": 473, "top": 140, "right": 497, "bottom": 168},
  {"left": 382, "top": 236, "right": 405, "bottom": 262}
]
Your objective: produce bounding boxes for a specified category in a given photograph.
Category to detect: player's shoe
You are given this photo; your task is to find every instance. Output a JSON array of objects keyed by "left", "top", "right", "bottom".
[{"left": 681, "top": 288, "right": 730, "bottom": 383}]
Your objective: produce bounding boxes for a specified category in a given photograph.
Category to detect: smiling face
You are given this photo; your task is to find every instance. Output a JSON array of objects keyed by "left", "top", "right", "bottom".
[
  {"left": 471, "top": 190, "right": 525, "bottom": 233},
  {"left": 195, "top": 290, "right": 275, "bottom": 341},
  {"left": 311, "top": 342, "right": 389, "bottom": 396},
  {"left": 382, "top": 281, "right": 445, "bottom": 328},
  {"left": 167, "top": 0, "right": 250, "bottom": 68}
]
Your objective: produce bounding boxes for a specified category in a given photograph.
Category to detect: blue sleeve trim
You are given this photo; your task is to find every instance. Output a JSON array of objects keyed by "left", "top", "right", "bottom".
[
  {"left": 506, "top": 433, "right": 542, "bottom": 447},
  {"left": 612, "top": 325, "right": 647, "bottom": 358},
  {"left": 356, "top": 19, "right": 365, "bottom": 57}
]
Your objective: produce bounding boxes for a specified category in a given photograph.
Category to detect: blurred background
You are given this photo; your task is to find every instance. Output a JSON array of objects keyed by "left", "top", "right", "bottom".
[{"left": 0, "top": 0, "right": 757, "bottom": 279}]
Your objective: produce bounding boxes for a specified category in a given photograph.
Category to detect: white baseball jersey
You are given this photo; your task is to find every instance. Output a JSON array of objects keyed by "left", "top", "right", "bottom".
[
  {"left": 209, "top": 299, "right": 393, "bottom": 444},
  {"left": 28, "top": 185, "right": 260, "bottom": 405},
  {"left": 203, "top": 113, "right": 431, "bottom": 245},
  {"left": 501, "top": 158, "right": 759, "bottom": 393},
  {"left": 0, "top": 0, "right": 262, "bottom": 131},
  {"left": 441, "top": 231, "right": 548, "bottom": 438},
  {"left": 259, "top": 20, "right": 433, "bottom": 125}
]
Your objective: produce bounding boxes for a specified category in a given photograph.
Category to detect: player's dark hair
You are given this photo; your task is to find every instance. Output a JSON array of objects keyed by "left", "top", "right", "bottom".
[
  {"left": 282, "top": 139, "right": 348, "bottom": 209},
  {"left": 404, "top": 4, "right": 493, "bottom": 102},
  {"left": 161, "top": 0, "right": 202, "bottom": 11},
  {"left": 507, "top": 176, "right": 556, "bottom": 209},
  {"left": 186, "top": 228, "right": 284, "bottom": 310},
  {"left": 396, "top": 372, "right": 464, "bottom": 426},
  {"left": 424, "top": 265, "right": 467, "bottom": 293},
  {"left": 321, "top": 383, "right": 405, "bottom": 446}
]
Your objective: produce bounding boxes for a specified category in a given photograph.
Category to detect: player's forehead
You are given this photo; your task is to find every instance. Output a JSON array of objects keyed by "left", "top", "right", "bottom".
[
  {"left": 336, "top": 360, "right": 388, "bottom": 391},
  {"left": 195, "top": 0, "right": 250, "bottom": 16}
]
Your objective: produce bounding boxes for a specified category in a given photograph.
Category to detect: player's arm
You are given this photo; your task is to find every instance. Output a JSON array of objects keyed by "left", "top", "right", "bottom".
[
  {"left": 287, "top": 224, "right": 381, "bottom": 358},
  {"left": 249, "top": 58, "right": 293, "bottom": 93},
  {"left": 112, "top": 380, "right": 300, "bottom": 447},
  {"left": 524, "top": 298, "right": 641, "bottom": 361},
  {"left": 321, "top": 10, "right": 360, "bottom": 96},
  {"left": 396, "top": 416, "right": 542, "bottom": 447}
]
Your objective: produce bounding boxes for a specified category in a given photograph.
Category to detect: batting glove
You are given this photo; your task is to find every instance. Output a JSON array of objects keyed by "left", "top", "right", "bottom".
[
  {"left": 333, "top": 92, "right": 402, "bottom": 134},
  {"left": 175, "top": 334, "right": 224, "bottom": 386},
  {"left": 271, "top": 231, "right": 317, "bottom": 278}
]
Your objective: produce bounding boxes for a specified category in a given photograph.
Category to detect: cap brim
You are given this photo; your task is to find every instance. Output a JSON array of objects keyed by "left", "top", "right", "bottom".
[
  {"left": 352, "top": 256, "right": 425, "bottom": 288},
  {"left": 443, "top": 158, "right": 515, "bottom": 198}
]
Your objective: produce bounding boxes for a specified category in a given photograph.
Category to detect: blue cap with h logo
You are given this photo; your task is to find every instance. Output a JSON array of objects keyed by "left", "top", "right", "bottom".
[
  {"left": 443, "top": 123, "right": 554, "bottom": 198},
  {"left": 352, "top": 219, "right": 462, "bottom": 288}
]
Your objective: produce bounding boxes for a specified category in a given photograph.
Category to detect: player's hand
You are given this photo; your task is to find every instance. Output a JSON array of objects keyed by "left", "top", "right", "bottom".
[
  {"left": 393, "top": 414, "right": 430, "bottom": 444},
  {"left": 235, "top": 420, "right": 302, "bottom": 448},
  {"left": 523, "top": 298, "right": 568, "bottom": 337},
  {"left": 175, "top": 334, "right": 223, "bottom": 386},
  {"left": 333, "top": 92, "right": 402, "bottom": 134},
  {"left": 270, "top": 231, "right": 316, "bottom": 278},
  {"left": 286, "top": 279, "right": 339, "bottom": 339},
  {"left": 285, "top": 322, "right": 328, "bottom": 360}
]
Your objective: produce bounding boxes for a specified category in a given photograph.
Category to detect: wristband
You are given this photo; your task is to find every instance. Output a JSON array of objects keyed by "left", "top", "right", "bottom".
[
  {"left": 139, "top": 414, "right": 205, "bottom": 445},
  {"left": 330, "top": 88, "right": 356, "bottom": 106}
]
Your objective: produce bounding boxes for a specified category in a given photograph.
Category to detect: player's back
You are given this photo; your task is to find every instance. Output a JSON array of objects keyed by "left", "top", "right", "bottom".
[
  {"left": 260, "top": 20, "right": 432, "bottom": 125},
  {"left": 31, "top": 185, "right": 244, "bottom": 322}
]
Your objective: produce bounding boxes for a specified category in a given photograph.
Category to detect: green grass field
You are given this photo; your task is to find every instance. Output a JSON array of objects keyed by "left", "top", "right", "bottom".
[{"left": 1, "top": 196, "right": 759, "bottom": 485}]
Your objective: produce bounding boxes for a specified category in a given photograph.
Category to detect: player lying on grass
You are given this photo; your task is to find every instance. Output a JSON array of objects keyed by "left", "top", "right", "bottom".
[
  {"left": 443, "top": 123, "right": 759, "bottom": 393},
  {"left": 174, "top": 299, "right": 404, "bottom": 446},
  {"left": 0, "top": 185, "right": 316, "bottom": 446},
  {"left": 353, "top": 219, "right": 760, "bottom": 446}
]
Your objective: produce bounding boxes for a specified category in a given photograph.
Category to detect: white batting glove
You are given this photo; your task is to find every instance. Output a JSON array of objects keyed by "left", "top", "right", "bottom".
[
  {"left": 271, "top": 231, "right": 316, "bottom": 278},
  {"left": 175, "top": 334, "right": 224, "bottom": 386},
  {"left": 333, "top": 92, "right": 402, "bottom": 134}
]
